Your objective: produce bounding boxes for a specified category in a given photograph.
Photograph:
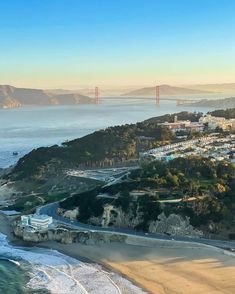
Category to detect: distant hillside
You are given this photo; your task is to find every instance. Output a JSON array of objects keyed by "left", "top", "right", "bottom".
[
  {"left": 188, "top": 83, "right": 235, "bottom": 93},
  {"left": 46, "top": 89, "right": 75, "bottom": 95},
  {"left": 187, "top": 97, "right": 235, "bottom": 108},
  {"left": 7, "top": 111, "right": 202, "bottom": 182},
  {"left": 208, "top": 108, "right": 235, "bottom": 119},
  {"left": 0, "top": 85, "right": 94, "bottom": 109},
  {"left": 122, "top": 84, "right": 211, "bottom": 97}
]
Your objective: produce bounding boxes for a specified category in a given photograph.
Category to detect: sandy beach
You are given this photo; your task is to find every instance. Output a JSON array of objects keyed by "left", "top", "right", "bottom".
[
  {"left": 0, "top": 214, "right": 235, "bottom": 294},
  {"left": 41, "top": 240, "right": 235, "bottom": 294},
  {"left": 0, "top": 214, "right": 146, "bottom": 293}
]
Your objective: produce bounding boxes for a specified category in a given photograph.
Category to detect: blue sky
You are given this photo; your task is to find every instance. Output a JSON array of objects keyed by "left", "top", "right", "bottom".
[{"left": 1, "top": 0, "right": 235, "bottom": 88}]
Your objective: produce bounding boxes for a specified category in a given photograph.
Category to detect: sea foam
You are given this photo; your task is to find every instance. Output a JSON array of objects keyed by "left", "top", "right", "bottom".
[{"left": 0, "top": 233, "right": 146, "bottom": 293}]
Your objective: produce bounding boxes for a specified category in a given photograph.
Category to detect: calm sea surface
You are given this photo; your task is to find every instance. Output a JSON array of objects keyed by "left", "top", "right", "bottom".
[{"left": 0, "top": 97, "right": 218, "bottom": 168}]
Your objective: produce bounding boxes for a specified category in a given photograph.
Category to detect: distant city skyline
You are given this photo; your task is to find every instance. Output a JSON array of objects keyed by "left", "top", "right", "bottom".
[{"left": 1, "top": 0, "right": 235, "bottom": 88}]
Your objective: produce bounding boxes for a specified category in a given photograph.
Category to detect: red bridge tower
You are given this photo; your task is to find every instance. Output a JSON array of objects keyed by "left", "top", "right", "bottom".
[
  {"left": 95, "top": 86, "right": 100, "bottom": 104},
  {"left": 155, "top": 86, "right": 160, "bottom": 106}
]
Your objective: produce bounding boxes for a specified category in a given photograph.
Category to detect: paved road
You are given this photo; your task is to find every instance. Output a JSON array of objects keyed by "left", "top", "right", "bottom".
[{"left": 38, "top": 202, "right": 235, "bottom": 251}]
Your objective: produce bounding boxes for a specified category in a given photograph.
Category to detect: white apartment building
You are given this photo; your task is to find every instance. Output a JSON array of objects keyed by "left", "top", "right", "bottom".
[
  {"left": 159, "top": 115, "right": 204, "bottom": 133},
  {"left": 21, "top": 214, "right": 53, "bottom": 230},
  {"left": 199, "top": 115, "right": 235, "bottom": 130}
]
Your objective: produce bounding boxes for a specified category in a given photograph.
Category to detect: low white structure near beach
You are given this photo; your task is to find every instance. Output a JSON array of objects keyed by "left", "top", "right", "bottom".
[{"left": 21, "top": 214, "right": 53, "bottom": 230}]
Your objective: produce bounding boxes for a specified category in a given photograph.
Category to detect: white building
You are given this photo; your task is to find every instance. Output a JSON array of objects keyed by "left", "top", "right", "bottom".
[
  {"left": 159, "top": 116, "right": 204, "bottom": 133},
  {"left": 21, "top": 214, "right": 53, "bottom": 230},
  {"left": 199, "top": 115, "right": 235, "bottom": 130}
]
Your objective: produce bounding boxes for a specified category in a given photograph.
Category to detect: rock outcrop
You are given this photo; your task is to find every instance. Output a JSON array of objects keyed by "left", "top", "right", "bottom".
[
  {"left": 91, "top": 204, "right": 143, "bottom": 229},
  {"left": 57, "top": 207, "right": 79, "bottom": 220},
  {"left": 13, "top": 224, "right": 127, "bottom": 244},
  {"left": 149, "top": 213, "right": 203, "bottom": 238}
]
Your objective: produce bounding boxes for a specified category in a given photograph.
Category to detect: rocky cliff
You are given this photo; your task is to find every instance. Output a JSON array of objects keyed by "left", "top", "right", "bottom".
[
  {"left": 58, "top": 204, "right": 203, "bottom": 239},
  {"left": 91, "top": 204, "right": 143, "bottom": 229},
  {"left": 13, "top": 224, "right": 126, "bottom": 244},
  {"left": 13, "top": 221, "right": 205, "bottom": 249},
  {"left": 149, "top": 213, "right": 203, "bottom": 238},
  {"left": 89, "top": 204, "right": 203, "bottom": 238}
]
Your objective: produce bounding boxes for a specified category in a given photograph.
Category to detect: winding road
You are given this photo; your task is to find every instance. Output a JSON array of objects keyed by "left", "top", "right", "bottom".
[{"left": 38, "top": 202, "right": 235, "bottom": 251}]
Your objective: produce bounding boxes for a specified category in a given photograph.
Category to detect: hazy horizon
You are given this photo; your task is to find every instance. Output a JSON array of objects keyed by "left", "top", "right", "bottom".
[{"left": 2, "top": 82, "right": 235, "bottom": 92}]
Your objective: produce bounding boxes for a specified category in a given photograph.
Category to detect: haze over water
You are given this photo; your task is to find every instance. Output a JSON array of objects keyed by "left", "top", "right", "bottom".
[{"left": 0, "top": 98, "right": 214, "bottom": 168}]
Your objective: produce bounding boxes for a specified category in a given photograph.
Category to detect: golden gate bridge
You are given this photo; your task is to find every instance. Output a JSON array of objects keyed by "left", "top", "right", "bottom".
[{"left": 94, "top": 86, "right": 200, "bottom": 106}]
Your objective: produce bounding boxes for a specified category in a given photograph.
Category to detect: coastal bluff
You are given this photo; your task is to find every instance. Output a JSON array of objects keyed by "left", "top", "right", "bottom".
[
  {"left": 13, "top": 223, "right": 206, "bottom": 250},
  {"left": 13, "top": 225, "right": 127, "bottom": 244}
]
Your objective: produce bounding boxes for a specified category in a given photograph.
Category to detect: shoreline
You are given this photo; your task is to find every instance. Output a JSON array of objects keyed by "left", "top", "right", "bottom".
[
  {"left": 38, "top": 241, "right": 149, "bottom": 294},
  {"left": 37, "top": 238, "right": 235, "bottom": 294},
  {"left": 1, "top": 212, "right": 235, "bottom": 293},
  {"left": 0, "top": 213, "right": 148, "bottom": 293}
]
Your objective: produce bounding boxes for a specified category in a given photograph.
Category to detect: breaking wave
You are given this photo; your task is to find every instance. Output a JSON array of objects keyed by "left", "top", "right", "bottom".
[{"left": 0, "top": 233, "right": 145, "bottom": 293}]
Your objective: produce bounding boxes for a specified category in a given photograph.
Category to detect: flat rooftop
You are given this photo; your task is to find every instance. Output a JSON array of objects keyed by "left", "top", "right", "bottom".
[{"left": 30, "top": 214, "right": 52, "bottom": 220}]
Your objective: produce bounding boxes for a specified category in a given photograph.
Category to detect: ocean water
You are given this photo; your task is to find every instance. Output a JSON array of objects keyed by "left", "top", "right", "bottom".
[
  {"left": 0, "top": 259, "right": 34, "bottom": 294},
  {"left": 0, "top": 234, "right": 46, "bottom": 294},
  {"left": 0, "top": 233, "right": 146, "bottom": 294},
  {"left": 0, "top": 98, "right": 215, "bottom": 168}
]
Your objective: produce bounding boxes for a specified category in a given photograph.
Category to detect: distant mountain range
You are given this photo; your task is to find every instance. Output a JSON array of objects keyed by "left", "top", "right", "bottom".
[
  {"left": 187, "top": 97, "right": 235, "bottom": 108},
  {"left": 122, "top": 84, "right": 211, "bottom": 97},
  {"left": 187, "top": 83, "right": 235, "bottom": 93},
  {"left": 0, "top": 85, "right": 94, "bottom": 109}
]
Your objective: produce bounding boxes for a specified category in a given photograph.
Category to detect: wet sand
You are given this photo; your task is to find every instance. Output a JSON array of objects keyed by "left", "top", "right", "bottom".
[{"left": 41, "top": 241, "right": 235, "bottom": 294}]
